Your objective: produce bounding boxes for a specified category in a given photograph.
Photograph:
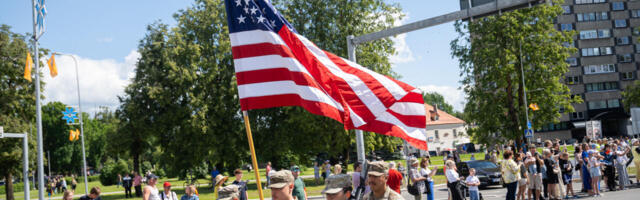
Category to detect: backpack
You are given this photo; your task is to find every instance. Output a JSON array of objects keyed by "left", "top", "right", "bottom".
[{"left": 407, "top": 183, "right": 420, "bottom": 195}]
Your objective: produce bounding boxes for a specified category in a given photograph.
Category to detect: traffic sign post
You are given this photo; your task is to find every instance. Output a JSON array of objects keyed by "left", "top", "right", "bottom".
[
  {"left": 0, "top": 128, "right": 30, "bottom": 200},
  {"left": 525, "top": 129, "right": 534, "bottom": 138}
]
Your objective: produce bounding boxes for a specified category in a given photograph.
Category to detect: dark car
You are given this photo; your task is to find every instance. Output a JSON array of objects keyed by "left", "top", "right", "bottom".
[{"left": 456, "top": 160, "right": 503, "bottom": 188}]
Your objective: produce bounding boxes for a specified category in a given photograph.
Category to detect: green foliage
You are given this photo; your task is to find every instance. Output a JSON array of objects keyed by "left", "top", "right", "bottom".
[
  {"left": 99, "top": 159, "right": 129, "bottom": 186},
  {"left": 42, "top": 102, "right": 85, "bottom": 174},
  {"left": 450, "top": 1, "right": 581, "bottom": 145},
  {"left": 422, "top": 92, "right": 455, "bottom": 114},
  {"left": 622, "top": 80, "right": 640, "bottom": 112},
  {"left": 116, "top": 0, "right": 405, "bottom": 178}
]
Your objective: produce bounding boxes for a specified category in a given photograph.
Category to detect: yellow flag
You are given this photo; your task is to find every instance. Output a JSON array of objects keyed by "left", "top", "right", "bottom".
[
  {"left": 69, "top": 129, "right": 80, "bottom": 141},
  {"left": 529, "top": 103, "right": 539, "bottom": 111},
  {"left": 24, "top": 51, "right": 33, "bottom": 82},
  {"left": 48, "top": 54, "right": 58, "bottom": 77}
]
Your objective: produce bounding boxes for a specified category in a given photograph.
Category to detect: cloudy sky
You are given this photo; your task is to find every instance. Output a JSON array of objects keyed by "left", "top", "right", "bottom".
[{"left": 1, "top": 0, "right": 464, "bottom": 114}]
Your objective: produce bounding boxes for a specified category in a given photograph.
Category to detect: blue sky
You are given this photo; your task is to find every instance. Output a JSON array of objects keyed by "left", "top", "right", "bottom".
[{"left": 0, "top": 0, "right": 465, "bottom": 113}]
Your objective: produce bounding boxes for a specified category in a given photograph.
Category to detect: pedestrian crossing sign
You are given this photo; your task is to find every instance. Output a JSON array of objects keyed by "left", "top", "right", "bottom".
[{"left": 525, "top": 129, "right": 534, "bottom": 138}]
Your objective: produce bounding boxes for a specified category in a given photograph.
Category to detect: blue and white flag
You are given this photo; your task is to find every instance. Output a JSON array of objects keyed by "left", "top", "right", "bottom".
[{"left": 35, "top": 0, "right": 47, "bottom": 39}]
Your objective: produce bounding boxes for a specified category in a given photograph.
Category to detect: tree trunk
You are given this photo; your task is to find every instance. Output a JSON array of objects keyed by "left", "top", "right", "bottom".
[
  {"left": 4, "top": 172, "right": 15, "bottom": 200},
  {"left": 505, "top": 74, "right": 522, "bottom": 144},
  {"left": 342, "top": 147, "right": 350, "bottom": 171},
  {"left": 133, "top": 151, "right": 140, "bottom": 174}
]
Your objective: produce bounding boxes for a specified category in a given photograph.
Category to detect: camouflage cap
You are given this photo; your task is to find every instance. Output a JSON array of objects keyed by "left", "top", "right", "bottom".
[
  {"left": 217, "top": 185, "right": 239, "bottom": 200},
  {"left": 322, "top": 174, "right": 352, "bottom": 194},
  {"left": 269, "top": 170, "right": 294, "bottom": 189},
  {"left": 367, "top": 161, "right": 389, "bottom": 176}
]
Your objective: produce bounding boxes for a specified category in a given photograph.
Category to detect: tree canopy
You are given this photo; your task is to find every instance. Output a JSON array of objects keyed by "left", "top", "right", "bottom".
[{"left": 451, "top": 0, "right": 581, "bottom": 146}]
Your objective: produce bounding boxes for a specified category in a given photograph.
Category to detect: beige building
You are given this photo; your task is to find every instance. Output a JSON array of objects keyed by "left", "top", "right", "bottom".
[{"left": 407, "top": 104, "right": 471, "bottom": 156}]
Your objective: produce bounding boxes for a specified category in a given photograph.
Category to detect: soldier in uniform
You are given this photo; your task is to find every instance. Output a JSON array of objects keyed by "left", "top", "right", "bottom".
[
  {"left": 364, "top": 161, "right": 405, "bottom": 200},
  {"left": 322, "top": 174, "right": 353, "bottom": 200},
  {"left": 269, "top": 170, "right": 296, "bottom": 200},
  {"left": 217, "top": 185, "right": 240, "bottom": 200}
]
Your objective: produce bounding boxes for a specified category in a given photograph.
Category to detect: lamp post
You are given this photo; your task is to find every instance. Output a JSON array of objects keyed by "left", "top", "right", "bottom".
[{"left": 53, "top": 52, "right": 89, "bottom": 195}]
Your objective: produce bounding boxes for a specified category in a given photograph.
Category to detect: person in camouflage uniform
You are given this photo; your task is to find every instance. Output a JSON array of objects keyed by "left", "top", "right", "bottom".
[{"left": 363, "top": 161, "right": 405, "bottom": 200}]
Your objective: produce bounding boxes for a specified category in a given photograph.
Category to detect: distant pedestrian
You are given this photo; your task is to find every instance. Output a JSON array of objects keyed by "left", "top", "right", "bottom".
[
  {"left": 420, "top": 158, "right": 436, "bottom": 200},
  {"left": 161, "top": 181, "right": 178, "bottom": 200},
  {"left": 265, "top": 162, "right": 272, "bottom": 189},
  {"left": 215, "top": 174, "right": 229, "bottom": 199},
  {"left": 134, "top": 172, "right": 143, "bottom": 197},
  {"left": 117, "top": 173, "right": 122, "bottom": 188},
  {"left": 323, "top": 160, "right": 332, "bottom": 179},
  {"left": 291, "top": 166, "right": 307, "bottom": 200},
  {"left": 232, "top": 169, "right": 248, "bottom": 200},
  {"left": 79, "top": 187, "right": 102, "bottom": 200},
  {"left": 386, "top": 162, "right": 402, "bottom": 194},
  {"left": 559, "top": 152, "right": 576, "bottom": 198},
  {"left": 61, "top": 176, "right": 68, "bottom": 192},
  {"left": 322, "top": 174, "right": 353, "bottom": 200},
  {"left": 333, "top": 164, "right": 342, "bottom": 175},
  {"left": 515, "top": 153, "right": 527, "bottom": 200},
  {"left": 180, "top": 185, "right": 199, "bottom": 200},
  {"left": 71, "top": 176, "right": 77, "bottom": 192},
  {"left": 211, "top": 166, "right": 220, "bottom": 187},
  {"left": 465, "top": 168, "right": 480, "bottom": 200},
  {"left": 501, "top": 150, "right": 520, "bottom": 200},
  {"left": 313, "top": 161, "right": 320, "bottom": 184},
  {"left": 143, "top": 174, "right": 160, "bottom": 200},
  {"left": 123, "top": 173, "right": 133, "bottom": 198},
  {"left": 445, "top": 160, "right": 464, "bottom": 200},
  {"left": 409, "top": 158, "right": 426, "bottom": 200}
]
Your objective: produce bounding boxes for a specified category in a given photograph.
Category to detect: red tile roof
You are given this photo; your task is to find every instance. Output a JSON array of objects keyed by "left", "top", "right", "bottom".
[{"left": 424, "top": 103, "right": 465, "bottom": 126}]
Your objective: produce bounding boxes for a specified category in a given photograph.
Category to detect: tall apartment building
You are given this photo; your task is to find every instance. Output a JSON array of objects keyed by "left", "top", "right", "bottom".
[{"left": 460, "top": 0, "right": 639, "bottom": 140}]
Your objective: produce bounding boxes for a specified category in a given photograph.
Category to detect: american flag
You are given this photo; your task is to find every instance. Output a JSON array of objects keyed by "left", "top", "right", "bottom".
[{"left": 225, "top": 0, "right": 428, "bottom": 150}]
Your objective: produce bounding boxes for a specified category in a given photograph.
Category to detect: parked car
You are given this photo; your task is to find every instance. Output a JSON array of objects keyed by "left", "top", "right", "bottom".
[{"left": 456, "top": 160, "right": 503, "bottom": 188}]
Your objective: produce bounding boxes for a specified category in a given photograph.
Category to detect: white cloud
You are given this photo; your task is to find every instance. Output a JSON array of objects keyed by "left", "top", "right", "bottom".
[
  {"left": 97, "top": 37, "right": 113, "bottom": 43},
  {"left": 41, "top": 50, "right": 140, "bottom": 115},
  {"left": 418, "top": 85, "right": 466, "bottom": 112},
  {"left": 389, "top": 12, "right": 414, "bottom": 65}
]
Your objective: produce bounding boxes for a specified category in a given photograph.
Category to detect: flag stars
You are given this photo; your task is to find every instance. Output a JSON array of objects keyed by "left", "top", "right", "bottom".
[
  {"left": 244, "top": 6, "right": 249, "bottom": 14},
  {"left": 235, "top": 0, "right": 242, "bottom": 6},
  {"left": 237, "top": 15, "right": 246, "bottom": 24},
  {"left": 257, "top": 15, "right": 266, "bottom": 23},
  {"left": 244, "top": 0, "right": 251, "bottom": 5},
  {"left": 270, "top": 20, "right": 276, "bottom": 27},
  {"left": 250, "top": 6, "right": 258, "bottom": 15}
]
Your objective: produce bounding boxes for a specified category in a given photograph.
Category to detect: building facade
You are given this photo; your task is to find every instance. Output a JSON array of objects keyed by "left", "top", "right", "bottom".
[
  {"left": 460, "top": 0, "right": 639, "bottom": 139},
  {"left": 407, "top": 104, "right": 471, "bottom": 156}
]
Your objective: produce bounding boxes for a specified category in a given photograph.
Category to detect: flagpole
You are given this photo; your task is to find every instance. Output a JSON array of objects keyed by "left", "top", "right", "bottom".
[
  {"left": 242, "top": 111, "right": 264, "bottom": 200},
  {"left": 30, "top": 0, "right": 46, "bottom": 199}
]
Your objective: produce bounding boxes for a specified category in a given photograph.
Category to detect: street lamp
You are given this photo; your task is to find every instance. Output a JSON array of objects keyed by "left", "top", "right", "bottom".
[{"left": 53, "top": 52, "right": 89, "bottom": 195}]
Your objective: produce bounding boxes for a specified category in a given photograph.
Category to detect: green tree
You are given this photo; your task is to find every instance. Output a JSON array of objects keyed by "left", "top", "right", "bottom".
[
  {"left": 0, "top": 25, "right": 42, "bottom": 200},
  {"left": 450, "top": 1, "right": 580, "bottom": 147},
  {"left": 422, "top": 92, "right": 455, "bottom": 114},
  {"left": 42, "top": 102, "right": 84, "bottom": 174},
  {"left": 622, "top": 80, "right": 640, "bottom": 112},
  {"left": 85, "top": 107, "right": 118, "bottom": 169}
]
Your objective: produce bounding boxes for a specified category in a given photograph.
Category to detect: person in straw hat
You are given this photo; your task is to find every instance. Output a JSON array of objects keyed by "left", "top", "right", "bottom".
[
  {"left": 322, "top": 174, "right": 353, "bottom": 200},
  {"left": 214, "top": 174, "right": 229, "bottom": 199}
]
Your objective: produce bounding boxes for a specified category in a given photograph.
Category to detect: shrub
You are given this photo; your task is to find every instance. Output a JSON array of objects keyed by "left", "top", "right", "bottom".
[{"left": 99, "top": 159, "right": 129, "bottom": 186}]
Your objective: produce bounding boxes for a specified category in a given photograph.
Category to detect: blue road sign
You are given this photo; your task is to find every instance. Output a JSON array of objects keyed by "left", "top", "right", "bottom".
[
  {"left": 525, "top": 129, "right": 534, "bottom": 138},
  {"left": 527, "top": 121, "right": 532, "bottom": 129}
]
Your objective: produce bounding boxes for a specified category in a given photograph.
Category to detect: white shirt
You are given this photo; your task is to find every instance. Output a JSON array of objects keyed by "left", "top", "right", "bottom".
[
  {"left": 465, "top": 176, "right": 480, "bottom": 191},
  {"left": 616, "top": 150, "right": 628, "bottom": 164},
  {"left": 445, "top": 169, "right": 459, "bottom": 183},
  {"left": 161, "top": 191, "right": 178, "bottom": 200},
  {"left": 420, "top": 168, "right": 433, "bottom": 182},
  {"left": 147, "top": 186, "right": 161, "bottom": 200}
]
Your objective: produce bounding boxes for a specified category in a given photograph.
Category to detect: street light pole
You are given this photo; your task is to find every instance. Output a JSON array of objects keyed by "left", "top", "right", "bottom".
[
  {"left": 54, "top": 53, "right": 89, "bottom": 195},
  {"left": 519, "top": 42, "right": 532, "bottom": 145}
]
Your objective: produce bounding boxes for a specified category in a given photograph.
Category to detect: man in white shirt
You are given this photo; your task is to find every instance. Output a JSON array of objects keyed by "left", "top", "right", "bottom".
[{"left": 465, "top": 168, "right": 481, "bottom": 200}]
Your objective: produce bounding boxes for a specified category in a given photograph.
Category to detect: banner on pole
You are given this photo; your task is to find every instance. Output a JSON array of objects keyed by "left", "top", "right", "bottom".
[
  {"left": 62, "top": 106, "right": 80, "bottom": 125},
  {"left": 35, "top": 0, "right": 47, "bottom": 39},
  {"left": 586, "top": 120, "right": 601, "bottom": 139}
]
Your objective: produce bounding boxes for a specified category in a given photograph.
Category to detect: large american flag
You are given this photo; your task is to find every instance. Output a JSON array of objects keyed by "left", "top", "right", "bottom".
[{"left": 225, "top": 0, "right": 428, "bottom": 150}]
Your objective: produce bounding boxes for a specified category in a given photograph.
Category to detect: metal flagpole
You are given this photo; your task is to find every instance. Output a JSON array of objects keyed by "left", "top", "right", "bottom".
[
  {"left": 56, "top": 53, "right": 90, "bottom": 194},
  {"left": 30, "top": 0, "right": 46, "bottom": 199},
  {"left": 347, "top": 35, "right": 367, "bottom": 175},
  {"left": 23, "top": 132, "right": 30, "bottom": 200},
  {"left": 242, "top": 111, "right": 264, "bottom": 200}
]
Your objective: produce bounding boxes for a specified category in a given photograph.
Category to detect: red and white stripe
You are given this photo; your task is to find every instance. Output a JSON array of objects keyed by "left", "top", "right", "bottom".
[{"left": 230, "top": 27, "right": 428, "bottom": 150}]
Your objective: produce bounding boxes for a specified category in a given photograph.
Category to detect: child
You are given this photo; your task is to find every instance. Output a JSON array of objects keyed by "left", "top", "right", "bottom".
[
  {"left": 588, "top": 151, "right": 602, "bottom": 197},
  {"left": 465, "top": 168, "right": 481, "bottom": 200},
  {"left": 559, "top": 152, "right": 577, "bottom": 198}
]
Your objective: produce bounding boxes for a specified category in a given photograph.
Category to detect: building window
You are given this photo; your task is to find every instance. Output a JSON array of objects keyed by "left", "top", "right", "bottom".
[
  {"left": 560, "top": 24, "right": 573, "bottom": 31},
  {"left": 565, "top": 76, "right": 582, "bottom": 84},
  {"left": 621, "top": 71, "right": 635, "bottom": 80},
  {"left": 434, "top": 130, "right": 439, "bottom": 139},
  {"left": 608, "top": 99, "right": 620, "bottom": 108},
  {"left": 581, "top": 47, "right": 613, "bottom": 56},
  {"left": 616, "top": 37, "right": 630, "bottom": 45},
  {"left": 575, "top": 0, "right": 607, "bottom": 4},
  {"left": 584, "top": 64, "right": 616, "bottom": 74},
  {"left": 570, "top": 112, "right": 585, "bottom": 120},
  {"left": 585, "top": 82, "right": 619, "bottom": 92},
  {"left": 562, "top": 6, "right": 572, "bottom": 14},
  {"left": 636, "top": 44, "right": 640, "bottom": 53},
  {"left": 579, "top": 29, "right": 610, "bottom": 39},
  {"left": 566, "top": 58, "right": 578, "bottom": 66},
  {"left": 588, "top": 101, "right": 608, "bottom": 110},
  {"left": 614, "top": 19, "right": 628, "bottom": 28},
  {"left": 618, "top": 54, "right": 633, "bottom": 63},
  {"left": 612, "top": 2, "right": 625, "bottom": 11},
  {"left": 632, "top": 10, "right": 640, "bottom": 18},
  {"left": 577, "top": 12, "right": 608, "bottom": 22},
  {"left": 453, "top": 129, "right": 457, "bottom": 138},
  {"left": 633, "top": 28, "right": 640, "bottom": 36}
]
